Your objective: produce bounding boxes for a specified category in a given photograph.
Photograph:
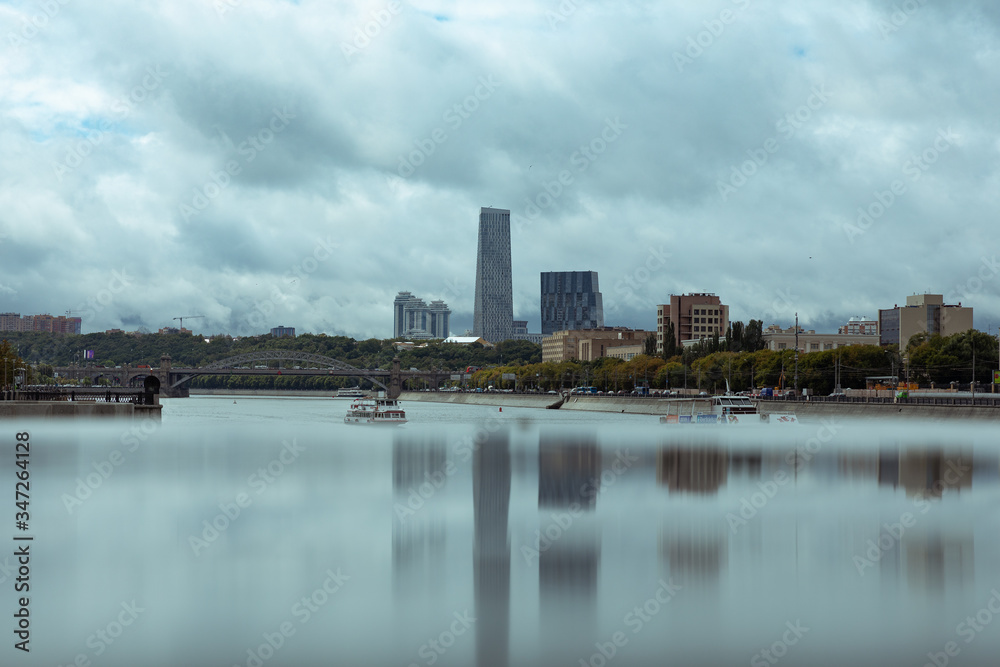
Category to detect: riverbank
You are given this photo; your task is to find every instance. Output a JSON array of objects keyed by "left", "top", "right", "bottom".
[
  {"left": 190, "top": 389, "right": 335, "bottom": 397},
  {"left": 0, "top": 402, "right": 161, "bottom": 419},
  {"left": 401, "top": 391, "right": 1000, "bottom": 421}
]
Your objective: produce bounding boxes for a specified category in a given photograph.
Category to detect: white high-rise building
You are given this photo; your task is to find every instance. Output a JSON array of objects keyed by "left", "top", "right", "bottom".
[{"left": 393, "top": 292, "right": 450, "bottom": 339}]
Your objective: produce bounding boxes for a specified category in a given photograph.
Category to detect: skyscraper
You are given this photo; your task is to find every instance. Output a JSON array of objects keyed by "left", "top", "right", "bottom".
[
  {"left": 540, "top": 271, "right": 604, "bottom": 335},
  {"left": 473, "top": 207, "right": 513, "bottom": 344}
]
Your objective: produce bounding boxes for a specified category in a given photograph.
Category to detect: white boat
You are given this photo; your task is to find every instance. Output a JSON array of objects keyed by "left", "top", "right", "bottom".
[
  {"left": 337, "top": 387, "right": 367, "bottom": 398},
  {"left": 344, "top": 397, "right": 407, "bottom": 425},
  {"left": 660, "top": 395, "right": 797, "bottom": 425}
]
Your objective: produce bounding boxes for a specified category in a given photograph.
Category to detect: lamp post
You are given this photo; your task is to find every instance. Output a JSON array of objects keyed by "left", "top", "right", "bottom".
[{"left": 793, "top": 312, "right": 799, "bottom": 395}]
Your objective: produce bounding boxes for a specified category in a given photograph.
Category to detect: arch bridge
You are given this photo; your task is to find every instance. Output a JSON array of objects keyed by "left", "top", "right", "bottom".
[{"left": 58, "top": 352, "right": 452, "bottom": 398}]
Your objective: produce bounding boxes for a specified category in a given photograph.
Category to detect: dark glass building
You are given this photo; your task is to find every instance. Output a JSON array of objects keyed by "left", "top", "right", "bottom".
[{"left": 540, "top": 271, "right": 604, "bottom": 335}]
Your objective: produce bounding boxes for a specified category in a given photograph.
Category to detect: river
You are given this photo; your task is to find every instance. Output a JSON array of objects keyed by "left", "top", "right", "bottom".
[{"left": 5, "top": 395, "right": 1000, "bottom": 666}]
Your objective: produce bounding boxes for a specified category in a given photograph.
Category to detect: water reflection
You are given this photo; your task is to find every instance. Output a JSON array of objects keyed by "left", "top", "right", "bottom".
[
  {"left": 472, "top": 430, "right": 511, "bottom": 667},
  {"left": 19, "top": 419, "right": 1000, "bottom": 666}
]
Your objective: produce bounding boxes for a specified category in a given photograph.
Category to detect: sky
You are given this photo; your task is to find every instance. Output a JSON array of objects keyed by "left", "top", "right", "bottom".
[{"left": 1, "top": 0, "right": 999, "bottom": 339}]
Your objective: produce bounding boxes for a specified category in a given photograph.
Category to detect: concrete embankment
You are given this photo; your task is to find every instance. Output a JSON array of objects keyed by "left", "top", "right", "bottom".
[
  {"left": 758, "top": 400, "right": 1000, "bottom": 422},
  {"left": 0, "top": 402, "right": 160, "bottom": 419},
  {"left": 190, "top": 389, "right": 334, "bottom": 397},
  {"left": 401, "top": 391, "right": 561, "bottom": 409},
  {"left": 400, "top": 392, "right": 1000, "bottom": 421}
]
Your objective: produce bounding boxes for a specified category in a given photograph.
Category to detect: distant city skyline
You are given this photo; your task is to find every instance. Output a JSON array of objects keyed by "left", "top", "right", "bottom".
[{"left": 2, "top": 2, "right": 998, "bottom": 339}]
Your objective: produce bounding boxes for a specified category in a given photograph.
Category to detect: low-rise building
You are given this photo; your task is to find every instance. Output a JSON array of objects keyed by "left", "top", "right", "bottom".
[
  {"left": 543, "top": 328, "right": 651, "bottom": 363},
  {"left": 838, "top": 317, "right": 878, "bottom": 336},
  {"left": 443, "top": 336, "right": 494, "bottom": 348},
  {"left": 762, "top": 325, "right": 879, "bottom": 352},
  {"left": 0, "top": 312, "right": 81, "bottom": 334},
  {"left": 656, "top": 293, "right": 729, "bottom": 354},
  {"left": 605, "top": 344, "right": 644, "bottom": 361},
  {"left": 878, "top": 294, "right": 973, "bottom": 347}
]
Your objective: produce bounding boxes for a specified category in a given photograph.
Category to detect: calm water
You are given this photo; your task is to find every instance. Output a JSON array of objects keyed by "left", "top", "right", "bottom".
[{"left": 4, "top": 396, "right": 1000, "bottom": 666}]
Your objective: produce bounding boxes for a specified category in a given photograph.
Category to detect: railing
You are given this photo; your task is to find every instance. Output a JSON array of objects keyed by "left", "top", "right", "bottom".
[
  {"left": 0, "top": 388, "right": 155, "bottom": 405},
  {"left": 757, "top": 394, "right": 1000, "bottom": 407}
]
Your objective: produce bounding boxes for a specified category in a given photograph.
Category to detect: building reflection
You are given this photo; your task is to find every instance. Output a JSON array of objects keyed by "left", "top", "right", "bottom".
[
  {"left": 657, "top": 446, "right": 728, "bottom": 495},
  {"left": 904, "top": 530, "right": 975, "bottom": 595},
  {"left": 537, "top": 433, "right": 601, "bottom": 665},
  {"left": 392, "top": 434, "right": 447, "bottom": 599},
  {"left": 473, "top": 430, "right": 511, "bottom": 667},
  {"left": 877, "top": 443, "right": 974, "bottom": 497}
]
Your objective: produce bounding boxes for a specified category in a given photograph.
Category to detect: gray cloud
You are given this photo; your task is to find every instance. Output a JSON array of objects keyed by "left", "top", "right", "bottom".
[{"left": 1, "top": 0, "right": 998, "bottom": 338}]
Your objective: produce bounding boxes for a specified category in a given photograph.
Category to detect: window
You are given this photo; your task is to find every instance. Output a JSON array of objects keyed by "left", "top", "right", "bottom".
[
  {"left": 778, "top": 343, "right": 786, "bottom": 349},
  {"left": 810, "top": 343, "right": 819, "bottom": 350}
]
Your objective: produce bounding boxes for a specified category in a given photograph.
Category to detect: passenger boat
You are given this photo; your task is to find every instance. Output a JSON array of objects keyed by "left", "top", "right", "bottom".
[
  {"left": 344, "top": 397, "right": 407, "bottom": 425},
  {"left": 660, "top": 395, "right": 797, "bottom": 425},
  {"left": 337, "top": 387, "right": 367, "bottom": 398}
]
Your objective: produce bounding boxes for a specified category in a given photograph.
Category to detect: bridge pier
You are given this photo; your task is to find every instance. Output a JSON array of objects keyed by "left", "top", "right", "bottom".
[{"left": 388, "top": 357, "right": 403, "bottom": 400}]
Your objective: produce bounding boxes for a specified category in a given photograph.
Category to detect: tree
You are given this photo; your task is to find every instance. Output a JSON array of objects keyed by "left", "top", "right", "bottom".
[
  {"left": 728, "top": 321, "right": 745, "bottom": 352},
  {"left": 661, "top": 321, "right": 678, "bottom": 359},
  {"left": 742, "top": 320, "right": 764, "bottom": 352},
  {"left": 643, "top": 333, "right": 657, "bottom": 356},
  {"left": 0, "top": 340, "right": 32, "bottom": 388}
]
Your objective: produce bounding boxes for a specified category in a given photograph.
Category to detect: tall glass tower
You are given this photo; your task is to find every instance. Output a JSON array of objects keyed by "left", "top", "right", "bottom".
[{"left": 473, "top": 207, "right": 513, "bottom": 343}]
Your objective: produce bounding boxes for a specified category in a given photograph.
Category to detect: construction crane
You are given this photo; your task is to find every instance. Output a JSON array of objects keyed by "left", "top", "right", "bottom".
[{"left": 173, "top": 315, "right": 205, "bottom": 330}]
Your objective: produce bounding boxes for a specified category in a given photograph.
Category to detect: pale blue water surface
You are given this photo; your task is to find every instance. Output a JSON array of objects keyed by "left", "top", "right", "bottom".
[{"left": 2, "top": 395, "right": 999, "bottom": 666}]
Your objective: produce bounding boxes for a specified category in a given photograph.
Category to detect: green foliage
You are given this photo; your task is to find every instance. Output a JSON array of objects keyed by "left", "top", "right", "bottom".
[{"left": 0, "top": 339, "right": 33, "bottom": 387}]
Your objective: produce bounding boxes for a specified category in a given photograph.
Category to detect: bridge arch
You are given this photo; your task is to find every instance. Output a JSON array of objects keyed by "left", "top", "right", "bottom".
[{"left": 168, "top": 350, "right": 389, "bottom": 392}]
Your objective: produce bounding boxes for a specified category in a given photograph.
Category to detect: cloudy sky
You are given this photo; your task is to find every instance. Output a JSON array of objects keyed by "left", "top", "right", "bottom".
[{"left": 1, "top": 0, "right": 998, "bottom": 338}]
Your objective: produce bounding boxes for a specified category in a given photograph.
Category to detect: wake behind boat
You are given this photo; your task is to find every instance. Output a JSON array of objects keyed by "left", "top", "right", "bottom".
[{"left": 344, "top": 396, "right": 407, "bottom": 425}]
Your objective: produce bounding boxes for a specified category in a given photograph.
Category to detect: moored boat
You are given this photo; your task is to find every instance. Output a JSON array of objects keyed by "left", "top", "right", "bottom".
[
  {"left": 659, "top": 395, "right": 797, "bottom": 425},
  {"left": 337, "top": 387, "right": 367, "bottom": 398}
]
